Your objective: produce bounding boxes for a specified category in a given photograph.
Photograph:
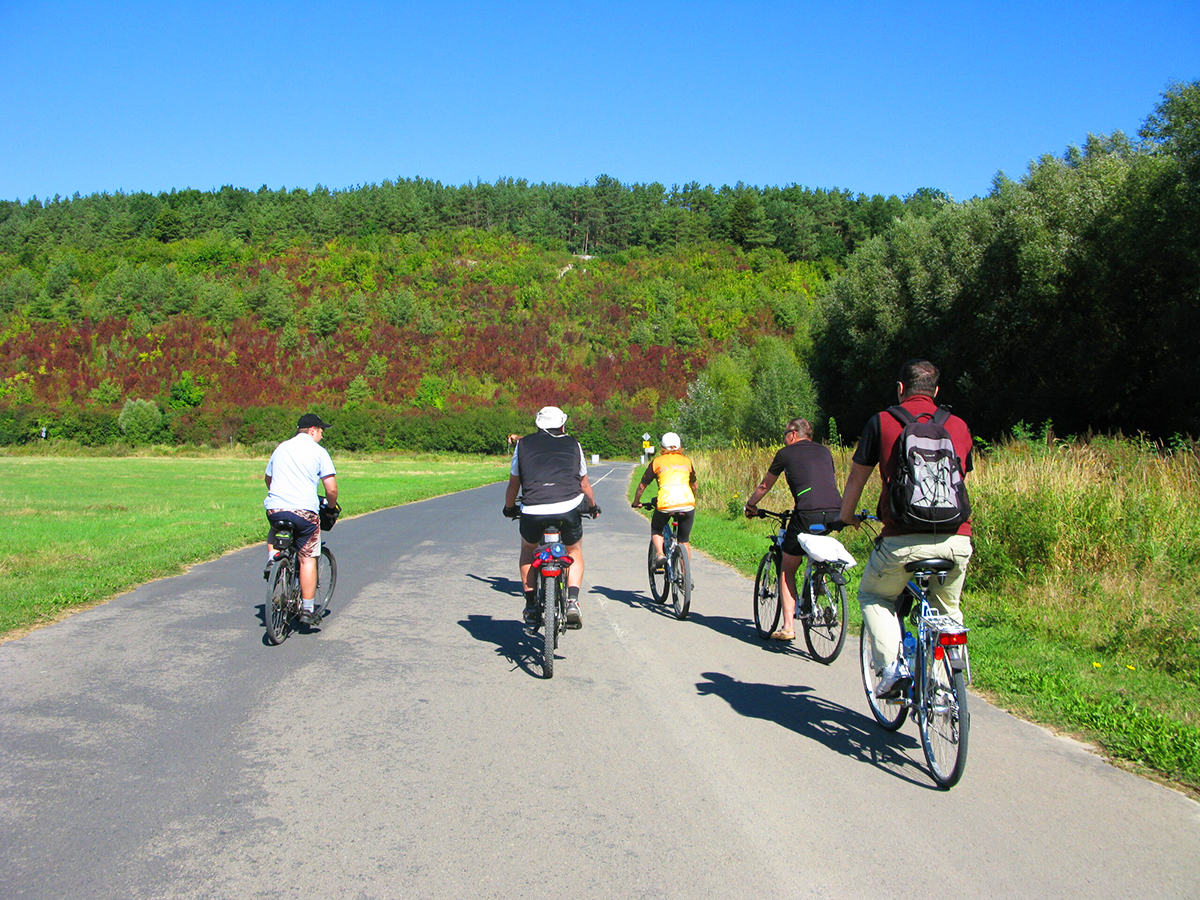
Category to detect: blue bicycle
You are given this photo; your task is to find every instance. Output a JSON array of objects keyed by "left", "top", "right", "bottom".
[{"left": 852, "top": 515, "right": 971, "bottom": 788}]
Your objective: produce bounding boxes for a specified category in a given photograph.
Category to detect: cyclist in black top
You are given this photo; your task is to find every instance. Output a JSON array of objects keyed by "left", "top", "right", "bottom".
[
  {"left": 503, "top": 407, "right": 600, "bottom": 628},
  {"left": 743, "top": 418, "right": 842, "bottom": 640}
]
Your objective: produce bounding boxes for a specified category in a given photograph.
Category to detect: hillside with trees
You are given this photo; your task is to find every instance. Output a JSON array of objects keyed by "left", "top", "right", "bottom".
[{"left": 0, "top": 81, "right": 1197, "bottom": 450}]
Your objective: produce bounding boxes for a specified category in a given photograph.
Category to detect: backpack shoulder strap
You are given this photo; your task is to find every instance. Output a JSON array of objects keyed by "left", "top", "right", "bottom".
[
  {"left": 931, "top": 407, "right": 951, "bottom": 426},
  {"left": 887, "top": 405, "right": 917, "bottom": 426}
]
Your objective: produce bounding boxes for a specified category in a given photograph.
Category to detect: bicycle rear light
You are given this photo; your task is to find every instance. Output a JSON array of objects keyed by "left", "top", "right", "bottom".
[{"left": 938, "top": 631, "right": 968, "bottom": 646}]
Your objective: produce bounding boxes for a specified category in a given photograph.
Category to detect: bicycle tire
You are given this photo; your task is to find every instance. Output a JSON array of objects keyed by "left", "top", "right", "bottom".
[
  {"left": 918, "top": 644, "right": 970, "bottom": 788},
  {"left": 802, "top": 568, "right": 847, "bottom": 663},
  {"left": 860, "top": 628, "right": 907, "bottom": 730},
  {"left": 647, "top": 541, "right": 668, "bottom": 603},
  {"left": 753, "top": 552, "right": 781, "bottom": 639},
  {"left": 264, "top": 557, "right": 292, "bottom": 645},
  {"left": 313, "top": 545, "right": 337, "bottom": 620},
  {"left": 671, "top": 546, "right": 691, "bottom": 620},
  {"left": 540, "top": 577, "right": 555, "bottom": 679}
]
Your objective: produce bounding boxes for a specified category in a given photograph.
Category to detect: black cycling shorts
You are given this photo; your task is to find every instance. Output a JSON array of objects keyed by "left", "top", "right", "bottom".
[
  {"left": 781, "top": 508, "right": 840, "bottom": 556},
  {"left": 651, "top": 508, "right": 695, "bottom": 543},
  {"left": 520, "top": 507, "right": 585, "bottom": 545}
]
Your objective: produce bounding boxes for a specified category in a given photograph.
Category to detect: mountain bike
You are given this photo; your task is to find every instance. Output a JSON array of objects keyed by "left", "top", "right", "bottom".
[
  {"left": 507, "top": 503, "right": 598, "bottom": 679},
  {"left": 639, "top": 502, "right": 691, "bottom": 620},
  {"left": 854, "top": 515, "right": 971, "bottom": 788},
  {"left": 528, "top": 524, "right": 572, "bottom": 678},
  {"left": 751, "top": 509, "right": 852, "bottom": 663},
  {"left": 264, "top": 519, "right": 337, "bottom": 645}
]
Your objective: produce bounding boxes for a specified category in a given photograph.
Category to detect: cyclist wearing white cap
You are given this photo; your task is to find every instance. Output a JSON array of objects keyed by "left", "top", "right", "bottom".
[
  {"left": 631, "top": 432, "right": 697, "bottom": 570},
  {"left": 503, "top": 406, "right": 600, "bottom": 628}
]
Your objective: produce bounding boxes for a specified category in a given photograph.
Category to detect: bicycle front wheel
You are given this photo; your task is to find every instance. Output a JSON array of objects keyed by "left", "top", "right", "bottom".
[
  {"left": 802, "top": 568, "right": 847, "bottom": 663},
  {"left": 753, "top": 552, "right": 781, "bottom": 639},
  {"left": 647, "top": 541, "right": 668, "bottom": 603},
  {"left": 670, "top": 547, "right": 691, "bottom": 620},
  {"left": 264, "top": 558, "right": 293, "bottom": 645},
  {"left": 918, "top": 646, "right": 970, "bottom": 788},
  {"left": 539, "top": 577, "right": 555, "bottom": 678},
  {"left": 860, "top": 627, "right": 907, "bottom": 730},
  {"left": 313, "top": 545, "right": 337, "bottom": 620}
]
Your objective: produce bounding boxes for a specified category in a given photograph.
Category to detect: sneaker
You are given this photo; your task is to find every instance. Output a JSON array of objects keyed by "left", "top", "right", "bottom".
[
  {"left": 565, "top": 599, "right": 582, "bottom": 629},
  {"left": 523, "top": 598, "right": 541, "bottom": 627},
  {"left": 874, "top": 660, "right": 910, "bottom": 699},
  {"left": 299, "top": 604, "right": 318, "bottom": 625},
  {"left": 652, "top": 556, "right": 667, "bottom": 572}
]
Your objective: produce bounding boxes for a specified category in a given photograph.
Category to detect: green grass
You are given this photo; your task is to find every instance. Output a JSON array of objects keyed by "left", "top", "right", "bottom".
[{"left": 1, "top": 451, "right": 507, "bottom": 634}]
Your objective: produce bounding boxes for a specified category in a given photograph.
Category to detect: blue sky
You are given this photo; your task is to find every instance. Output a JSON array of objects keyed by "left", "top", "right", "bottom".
[{"left": 2, "top": 1, "right": 1197, "bottom": 204}]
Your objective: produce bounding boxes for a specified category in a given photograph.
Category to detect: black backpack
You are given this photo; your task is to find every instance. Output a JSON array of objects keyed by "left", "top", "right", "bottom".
[{"left": 886, "top": 406, "right": 971, "bottom": 532}]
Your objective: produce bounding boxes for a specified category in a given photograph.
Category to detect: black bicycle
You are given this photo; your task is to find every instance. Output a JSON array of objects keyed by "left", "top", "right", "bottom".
[
  {"left": 264, "top": 519, "right": 337, "bottom": 645},
  {"left": 528, "top": 524, "right": 573, "bottom": 678},
  {"left": 639, "top": 502, "right": 691, "bottom": 620},
  {"left": 751, "top": 509, "right": 851, "bottom": 663},
  {"left": 854, "top": 515, "right": 971, "bottom": 788}
]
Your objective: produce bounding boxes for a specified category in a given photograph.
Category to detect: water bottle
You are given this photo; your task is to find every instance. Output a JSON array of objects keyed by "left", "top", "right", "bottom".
[{"left": 902, "top": 632, "right": 916, "bottom": 673}]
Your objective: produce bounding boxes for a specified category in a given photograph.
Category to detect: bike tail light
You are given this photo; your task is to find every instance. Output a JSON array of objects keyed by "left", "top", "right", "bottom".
[
  {"left": 938, "top": 631, "right": 967, "bottom": 646},
  {"left": 934, "top": 646, "right": 945, "bottom": 661}
]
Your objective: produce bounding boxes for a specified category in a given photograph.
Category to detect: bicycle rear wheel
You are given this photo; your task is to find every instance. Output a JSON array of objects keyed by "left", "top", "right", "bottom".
[
  {"left": 313, "top": 545, "right": 337, "bottom": 620},
  {"left": 670, "top": 546, "right": 691, "bottom": 620},
  {"left": 264, "top": 558, "right": 293, "bottom": 645},
  {"left": 647, "top": 541, "right": 668, "bottom": 603},
  {"left": 802, "top": 568, "right": 847, "bottom": 663},
  {"left": 540, "top": 577, "right": 555, "bottom": 679},
  {"left": 860, "top": 628, "right": 907, "bottom": 730},
  {"left": 753, "top": 552, "right": 781, "bottom": 638},
  {"left": 918, "top": 645, "right": 970, "bottom": 788}
]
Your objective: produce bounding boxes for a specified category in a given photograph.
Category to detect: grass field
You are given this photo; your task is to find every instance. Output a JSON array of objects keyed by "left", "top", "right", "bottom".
[{"left": 1, "top": 451, "right": 507, "bottom": 635}]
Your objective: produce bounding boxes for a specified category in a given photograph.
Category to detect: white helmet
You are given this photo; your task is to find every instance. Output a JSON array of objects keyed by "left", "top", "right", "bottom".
[{"left": 661, "top": 431, "right": 682, "bottom": 450}]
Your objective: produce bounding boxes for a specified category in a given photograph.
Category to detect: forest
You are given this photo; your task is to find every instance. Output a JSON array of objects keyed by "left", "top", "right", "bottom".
[{"left": 0, "top": 81, "right": 1196, "bottom": 451}]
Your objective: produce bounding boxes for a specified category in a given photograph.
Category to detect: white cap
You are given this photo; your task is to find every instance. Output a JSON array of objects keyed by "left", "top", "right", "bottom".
[
  {"left": 535, "top": 406, "right": 568, "bottom": 430},
  {"left": 661, "top": 431, "right": 682, "bottom": 450}
]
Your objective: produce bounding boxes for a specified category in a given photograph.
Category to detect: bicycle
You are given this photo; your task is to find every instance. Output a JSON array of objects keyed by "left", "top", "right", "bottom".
[
  {"left": 853, "top": 514, "right": 971, "bottom": 788},
  {"left": 264, "top": 518, "right": 337, "bottom": 645},
  {"left": 506, "top": 503, "right": 598, "bottom": 679},
  {"left": 750, "top": 509, "right": 852, "bottom": 663},
  {"left": 639, "top": 502, "right": 691, "bottom": 620}
]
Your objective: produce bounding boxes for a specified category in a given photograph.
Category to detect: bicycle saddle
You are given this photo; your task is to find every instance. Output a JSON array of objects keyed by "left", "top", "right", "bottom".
[{"left": 905, "top": 558, "right": 955, "bottom": 573}]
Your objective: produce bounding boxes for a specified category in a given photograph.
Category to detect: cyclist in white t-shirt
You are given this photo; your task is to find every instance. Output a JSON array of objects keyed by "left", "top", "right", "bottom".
[{"left": 264, "top": 413, "right": 338, "bottom": 622}]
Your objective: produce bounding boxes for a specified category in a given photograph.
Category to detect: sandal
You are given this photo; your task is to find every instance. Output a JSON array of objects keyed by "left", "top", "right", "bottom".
[{"left": 770, "top": 628, "right": 796, "bottom": 641}]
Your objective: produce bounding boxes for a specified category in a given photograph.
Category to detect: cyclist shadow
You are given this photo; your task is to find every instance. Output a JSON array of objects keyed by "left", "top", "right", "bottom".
[
  {"left": 253, "top": 603, "right": 328, "bottom": 645},
  {"left": 459, "top": 614, "right": 544, "bottom": 679},
  {"left": 465, "top": 573, "right": 524, "bottom": 596},
  {"left": 589, "top": 583, "right": 679, "bottom": 619},
  {"left": 695, "top": 671, "right": 936, "bottom": 789}
]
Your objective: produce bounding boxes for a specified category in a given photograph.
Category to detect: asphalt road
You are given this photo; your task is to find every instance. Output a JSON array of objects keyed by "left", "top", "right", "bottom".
[{"left": 2, "top": 462, "right": 1198, "bottom": 900}]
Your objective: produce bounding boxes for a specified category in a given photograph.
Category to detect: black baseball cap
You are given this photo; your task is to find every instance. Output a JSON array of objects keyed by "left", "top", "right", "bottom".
[{"left": 297, "top": 413, "right": 331, "bottom": 429}]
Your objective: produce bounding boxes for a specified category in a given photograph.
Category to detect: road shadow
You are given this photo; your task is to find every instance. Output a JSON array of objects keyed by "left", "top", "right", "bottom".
[
  {"left": 695, "top": 670, "right": 934, "bottom": 789},
  {"left": 588, "top": 583, "right": 681, "bottom": 620},
  {"left": 465, "top": 573, "right": 524, "bottom": 596},
  {"left": 254, "top": 602, "right": 329, "bottom": 645},
  {"left": 459, "top": 614, "right": 545, "bottom": 679}
]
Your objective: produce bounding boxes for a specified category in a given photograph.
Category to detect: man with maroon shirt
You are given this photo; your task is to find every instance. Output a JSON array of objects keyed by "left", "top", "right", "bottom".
[{"left": 839, "top": 359, "right": 974, "bottom": 697}]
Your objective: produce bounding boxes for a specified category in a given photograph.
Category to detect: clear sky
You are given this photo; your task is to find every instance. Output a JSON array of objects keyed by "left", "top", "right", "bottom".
[{"left": 2, "top": 1, "right": 1197, "bottom": 204}]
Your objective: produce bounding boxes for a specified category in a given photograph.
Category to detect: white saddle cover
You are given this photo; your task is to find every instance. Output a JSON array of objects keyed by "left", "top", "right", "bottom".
[{"left": 797, "top": 533, "right": 857, "bottom": 567}]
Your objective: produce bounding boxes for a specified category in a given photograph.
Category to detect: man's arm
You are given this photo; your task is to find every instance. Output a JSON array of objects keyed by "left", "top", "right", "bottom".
[
  {"left": 580, "top": 474, "right": 597, "bottom": 507},
  {"left": 743, "top": 471, "right": 779, "bottom": 516},
  {"left": 321, "top": 474, "right": 338, "bottom": 506},
  {"left": 839, "top": 462, "right": 874, "bottom": 526},
  {"left": 264, "top": 474, "right": 272, "bottom": 489},
  {"left": 504, "top": 474, "right": 522, "bottom": 508}
]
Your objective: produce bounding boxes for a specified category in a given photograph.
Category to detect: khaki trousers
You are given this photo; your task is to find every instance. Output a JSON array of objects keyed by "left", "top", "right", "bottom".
[{"left": 858, "top": 533, "right": 973, "bottom": 673}]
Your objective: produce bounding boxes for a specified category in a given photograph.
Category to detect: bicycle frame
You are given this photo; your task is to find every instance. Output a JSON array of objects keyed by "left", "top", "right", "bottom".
[{"left": 904, "top": 574, "right": 971, "bottom": 688}]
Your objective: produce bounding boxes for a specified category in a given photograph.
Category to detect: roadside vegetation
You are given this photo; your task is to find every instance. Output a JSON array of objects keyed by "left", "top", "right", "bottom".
[
  {"left": 0, "top": 449, "right": 506, "bottom": 636},
  {"left": 669, "top": 434, "right": 1200, "bottom": 794}
]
